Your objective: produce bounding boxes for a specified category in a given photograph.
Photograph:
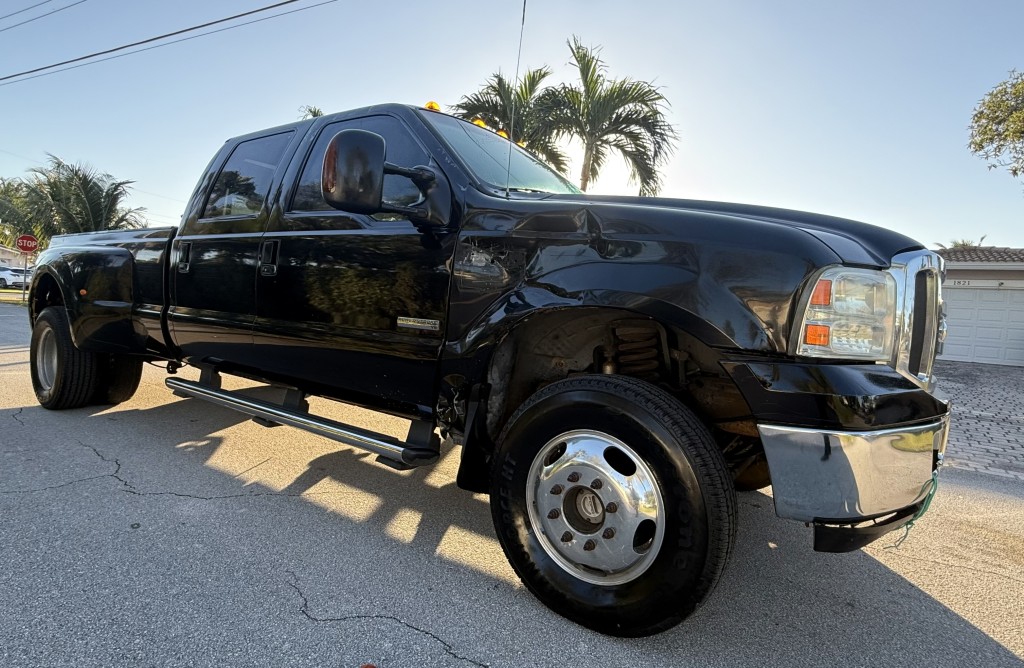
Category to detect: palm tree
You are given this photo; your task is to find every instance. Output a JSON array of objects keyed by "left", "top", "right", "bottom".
[
  {"left": 452, "top": 67, "right": 570, "bottom": 173},
  {"left": 554, "top": 37, "right": 677, "bottom": 195},
  {"left": 299, "top": 105, "right": 324, "bottom": 119},
  {"left": 12, "top": 156, "right": 144, "bottom": 243},
  {"left": 0, "top": 178, "right": 32, "bottom": 247},
  {"left": 936, "top": 235, "right": 988, "bottom": 249}
]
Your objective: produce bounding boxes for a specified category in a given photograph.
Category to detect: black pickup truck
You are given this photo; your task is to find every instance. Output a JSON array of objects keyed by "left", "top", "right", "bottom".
[{"left": 27, "top": 103, "right": 950, "bottom": 637}]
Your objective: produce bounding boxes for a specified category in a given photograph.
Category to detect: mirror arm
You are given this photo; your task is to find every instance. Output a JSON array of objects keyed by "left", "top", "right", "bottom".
[
  {"left": 380, "top": 202, "right": 429, "bottom": 221},
  {"left": 384, "top": 162, "right": 435, "bottom": 187}
]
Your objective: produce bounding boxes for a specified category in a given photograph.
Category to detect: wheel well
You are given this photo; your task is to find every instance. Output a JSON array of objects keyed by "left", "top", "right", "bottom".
[
  {"left": 483, "top": 308, "right": 755, "bottom": 438},
  {"left": 460, "top": 308, "right": 764, "bottom": 492},
  {"left": 31, "top": 273, "right": 64, "bottom": 322}
]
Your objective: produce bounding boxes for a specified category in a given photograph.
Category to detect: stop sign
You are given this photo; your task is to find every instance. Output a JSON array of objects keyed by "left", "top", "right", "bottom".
[{"left": 15, "top": 234, "right": 38, "bottom": 254}]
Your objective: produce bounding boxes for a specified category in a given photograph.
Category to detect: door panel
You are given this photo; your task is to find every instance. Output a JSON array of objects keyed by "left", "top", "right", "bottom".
[
  {"left": 170, "top": 131, "right": 295, "bottom": 367},
  {"left": 253, "top": 115, "right": 454, "bottom": 418},
  {"left": 254, "top": 223, "right": 451, "bottom": 416}
]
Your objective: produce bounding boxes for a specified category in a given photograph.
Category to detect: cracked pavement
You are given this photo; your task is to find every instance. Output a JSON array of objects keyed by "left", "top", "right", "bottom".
[{"left": 1, "top": 302, "right": 1023, "bottom": 667}]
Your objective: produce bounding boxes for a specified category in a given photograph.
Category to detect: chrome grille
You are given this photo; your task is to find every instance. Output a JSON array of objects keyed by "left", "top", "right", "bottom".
[{"left": 887, "top": 250, "right": 945, "bottom": 390}]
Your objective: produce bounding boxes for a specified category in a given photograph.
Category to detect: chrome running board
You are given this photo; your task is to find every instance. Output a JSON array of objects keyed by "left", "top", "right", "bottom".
[{"left": 165, "top": 377, "right": 439, "bottom": 468}]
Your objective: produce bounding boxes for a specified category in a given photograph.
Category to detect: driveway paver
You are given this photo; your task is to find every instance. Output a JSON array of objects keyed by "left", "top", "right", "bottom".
[{"left": 934, "top": 360, "right": 1024, "bottom": 481}]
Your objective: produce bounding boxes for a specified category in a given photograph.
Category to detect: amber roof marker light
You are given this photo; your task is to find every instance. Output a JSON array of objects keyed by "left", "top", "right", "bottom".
[{"left": 424, "top": 101, "right": 441, "bottom": 112}]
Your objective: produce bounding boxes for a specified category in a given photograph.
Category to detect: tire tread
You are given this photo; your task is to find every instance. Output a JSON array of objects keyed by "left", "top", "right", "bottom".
[
  {"left": 31, "top": 307, "right": 99, "bottom": 410},
  {"left": 492, "top": 374, "right": 738, "bottom": 636}
]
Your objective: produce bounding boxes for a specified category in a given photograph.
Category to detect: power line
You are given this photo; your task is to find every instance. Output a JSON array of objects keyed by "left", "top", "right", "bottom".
[
  {"left": 133, "top": 189, "right": 188, "bottom": 204},
  {"left": 0, "top": 0, "right": 87, "bottom": 34},
  {"left": 0, "top": 0, "right": 336, "bottom": 87},
  {"left": 0, "top": 0, "right": 303, "bottom": 82},
  {"left": 0, "top": 148, "right": 41, "bottom": 163},
  {"left": 0, "top": 1, "right": 54, "bottom": 22}
]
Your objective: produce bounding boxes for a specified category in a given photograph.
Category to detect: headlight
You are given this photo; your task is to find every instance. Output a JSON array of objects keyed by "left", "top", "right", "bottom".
[{"left": 794, "top": 267, "right": 896, "bottom": 361}]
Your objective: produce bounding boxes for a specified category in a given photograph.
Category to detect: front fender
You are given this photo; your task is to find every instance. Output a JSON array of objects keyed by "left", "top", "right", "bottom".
[
  {"left": 31, "top": 246, "right": 145, "bottom": 354},
  {"left": 447, "top": 263, "right": 773, "bottom": 364}
]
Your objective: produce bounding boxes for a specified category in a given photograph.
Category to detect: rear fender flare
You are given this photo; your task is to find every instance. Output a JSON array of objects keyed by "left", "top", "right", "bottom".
[{"left": 30, "top": 246, "right": 145, "bottom": 354}]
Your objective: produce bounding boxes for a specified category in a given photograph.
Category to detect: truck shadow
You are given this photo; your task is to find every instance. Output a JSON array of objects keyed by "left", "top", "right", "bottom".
[{"left": 13, "top": 387, "right": 1019, "bottom": 667}]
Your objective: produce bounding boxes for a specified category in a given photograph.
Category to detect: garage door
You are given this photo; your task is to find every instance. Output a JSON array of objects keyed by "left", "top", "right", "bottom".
[{"left": 941, "top": 286, "right": 1024, "bottom": 366}]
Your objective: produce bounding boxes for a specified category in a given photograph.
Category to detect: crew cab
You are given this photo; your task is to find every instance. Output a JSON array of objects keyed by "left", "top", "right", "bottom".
[{"left": 27, "top": 103, "right": 950, "bottom": 637}]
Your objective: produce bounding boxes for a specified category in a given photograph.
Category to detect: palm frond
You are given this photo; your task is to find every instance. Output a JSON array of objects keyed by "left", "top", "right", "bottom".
[{"left": 559, "top": 38, "right": 678, "bottom": 194}]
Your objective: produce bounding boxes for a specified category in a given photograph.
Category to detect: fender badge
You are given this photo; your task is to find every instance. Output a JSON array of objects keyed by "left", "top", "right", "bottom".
[{"left": 397, "top": 317, "right": 440, "bottom": 331}]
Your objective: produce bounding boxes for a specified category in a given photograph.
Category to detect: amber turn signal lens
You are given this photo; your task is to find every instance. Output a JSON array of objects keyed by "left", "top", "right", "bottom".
[
  {"left": 810, "top": 279, "right": 832, "bottom": 306},
  {"left": 804, "top": 324, "right": 830, "bottom": 346},
  {"left": 424, "top": 101, "right": 441, "bottom": 112}
]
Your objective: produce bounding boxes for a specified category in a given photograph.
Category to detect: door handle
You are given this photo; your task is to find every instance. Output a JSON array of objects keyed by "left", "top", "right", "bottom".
[
  {"left": 259, "top": 240, "right": 279, "bottom": 277},
  {"left": 177, "top": 242, "right": 192, "bottom": 274}
]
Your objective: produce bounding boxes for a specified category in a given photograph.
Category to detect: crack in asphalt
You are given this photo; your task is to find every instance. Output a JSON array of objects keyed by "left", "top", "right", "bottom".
[
  {"left": 10, "top": 407, "right": 24, "bottom": 426},
  {"left": 0, "top": 473, "right": 119, "bottom": 495},
  {"left": 0, "top": 440, "right": 133, "bottom": 495},
  {"left": 284, "top": 570, "right": 489, "bottom": 667},
  {"left": 0, "top": 441, "right": 349, "bottom": 500},
  {"left": 80, "top": 441, "right": 135, "bottom": 490}
]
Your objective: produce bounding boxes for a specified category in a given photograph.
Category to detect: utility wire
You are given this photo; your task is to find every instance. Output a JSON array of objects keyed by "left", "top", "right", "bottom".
[
  {"left": 0, "top": 0, "right": 336, "bottom": 87},
  {"left": 133, "top": 189, "right": 188, "bottom": 204},
  {"left": 0, "top": 0, "right": 304, "bottom": 82},
  {"left": 0, "top": 0, "right": 87, "bottom": 34},
  {"left": 0, "top": 0, "right": 54, "bottom": 22}
]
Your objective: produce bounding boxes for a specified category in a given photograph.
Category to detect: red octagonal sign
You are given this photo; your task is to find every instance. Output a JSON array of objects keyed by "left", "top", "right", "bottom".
[{"left": 16, "top": 234, "right": 38, "bottom": 254}]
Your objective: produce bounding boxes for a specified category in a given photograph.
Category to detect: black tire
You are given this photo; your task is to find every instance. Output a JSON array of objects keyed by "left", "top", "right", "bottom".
[
  {"left": 733, "top": 454, "right": 772, "bottom": 492},
  {"left": 490, "top": 375, "right": 737, "bottom": 637},
  {"left": 92, "top": 353, "right": 144, "bottom": 405},
  {"left": 30, "top": 306, "right": 99, "bottom": 410},
  {"left": 0, "top": 278, "right": 7, "bottom": 289}
]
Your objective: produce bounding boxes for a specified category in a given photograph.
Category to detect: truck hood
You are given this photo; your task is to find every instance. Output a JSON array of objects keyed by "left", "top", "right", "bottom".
[{"left": 550, "top": 194, "right": 924, "bottom": 268}]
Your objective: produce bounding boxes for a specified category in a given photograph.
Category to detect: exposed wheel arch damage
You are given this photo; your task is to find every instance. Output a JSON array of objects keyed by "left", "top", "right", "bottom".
[{"left": 454, "top": 305, "right": 763, "bottom": 493}]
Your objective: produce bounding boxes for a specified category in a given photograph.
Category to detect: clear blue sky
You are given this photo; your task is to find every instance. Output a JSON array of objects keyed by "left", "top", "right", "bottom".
[{"left": 1, "top": 0, "right": 1021, "bottom": 246}]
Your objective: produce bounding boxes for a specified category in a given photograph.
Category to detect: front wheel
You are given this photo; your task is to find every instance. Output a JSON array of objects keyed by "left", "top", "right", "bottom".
[{"left": 490, "top": 375, "right": 737, "bottom": 637}]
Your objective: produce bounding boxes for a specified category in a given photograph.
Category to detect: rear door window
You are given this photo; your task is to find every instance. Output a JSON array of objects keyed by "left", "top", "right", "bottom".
[{"left": 202, "top": 132, "right": 293, "bottom": 219}]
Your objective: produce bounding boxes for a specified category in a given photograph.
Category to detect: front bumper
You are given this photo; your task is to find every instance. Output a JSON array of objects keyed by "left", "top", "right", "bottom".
[
  {"left": 723, "top": 359, "right": 951, "bottom": 551},
  {"left": 757, "top": 416, "right": 949, "bottom": 524}
]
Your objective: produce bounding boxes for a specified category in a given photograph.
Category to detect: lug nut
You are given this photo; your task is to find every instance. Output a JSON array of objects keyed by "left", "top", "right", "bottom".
[
  {"left": 605, "top": 502, "right": 618, "bottom": 513},
  {"left": 547, "top": 509, "right": 561, "bottom": 520},
  {"left": 567, "top": 472, "right": 580, "bottom": 483},
  {"left": 561, "top": 531, "right": 573, "bottom": 543},
  {"left": 602, "top": 528, "right": 615, "bottom": 539},
  {"left": 583, "top": 539, "right": 596, "bottom": 551},
  {"left": 590, "top": 479, "right": 603, "bottom": 490},
  {"left": 550, "top": 484, "right": 563, "bottom": 495}
]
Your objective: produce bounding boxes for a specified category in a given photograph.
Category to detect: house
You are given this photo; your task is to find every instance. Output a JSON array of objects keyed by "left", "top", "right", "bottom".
[{"left": 936, "top": 246, "right": 1024, "bottom": 367}]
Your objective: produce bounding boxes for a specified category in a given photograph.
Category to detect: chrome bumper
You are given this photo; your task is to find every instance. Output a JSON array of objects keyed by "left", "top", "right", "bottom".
[{"left": 758, "top": 416, "right": 950, "bottom": 523}]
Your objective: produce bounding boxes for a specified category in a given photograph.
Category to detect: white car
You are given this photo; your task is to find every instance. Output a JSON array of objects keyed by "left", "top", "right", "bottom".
[{"left": 0, "top": 266, "right": 31, "bottom": 289}]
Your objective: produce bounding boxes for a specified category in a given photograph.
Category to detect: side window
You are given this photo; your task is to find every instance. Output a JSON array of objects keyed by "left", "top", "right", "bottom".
[
  {"left": 291, "top": 116, "right": 429, "bottom": 213},
  {"left": 202, "top": 132, "right": 293, "bottom": 219}
]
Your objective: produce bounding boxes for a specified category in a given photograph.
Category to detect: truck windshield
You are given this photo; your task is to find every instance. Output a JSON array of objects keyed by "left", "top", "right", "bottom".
[{"left": 419, "top": 111, "right": 580, "bottom": 195}]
